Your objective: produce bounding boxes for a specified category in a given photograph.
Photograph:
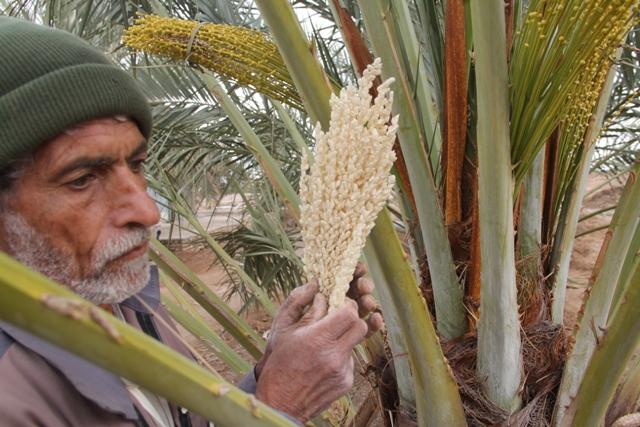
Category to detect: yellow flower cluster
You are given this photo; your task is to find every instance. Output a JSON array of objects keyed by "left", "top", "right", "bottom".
[
  {"left": 510, "top": 0, "right": 637, "bottom": 184},
  {"left": 123, "top": 15, "right": 303, "bottom": 110},
  {"left": 299, "top": 59, "right": 398, "bottom": 309},
  {"left": 562, "top": 1, "right": 635, "bottom": 141},
  {"left": 555, "top": 0, "right": 637, "bottom": 211}
]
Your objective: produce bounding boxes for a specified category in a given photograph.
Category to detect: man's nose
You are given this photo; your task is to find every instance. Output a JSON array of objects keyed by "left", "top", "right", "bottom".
[{"left": 111, "top": 168, "right": 160, "bottom": 228}]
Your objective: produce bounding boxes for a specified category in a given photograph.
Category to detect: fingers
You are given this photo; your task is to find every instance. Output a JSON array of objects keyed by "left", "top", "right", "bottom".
[
  {"left": 340, "top": 316, "right": 369, "bottom": 350},
  {"left": 366, "top": 312, "right": 384, "bottom": 338},
  {"left": 357, "top": 294, "right": 377, "bottom": 318},
  {"left": 347, "top": 276, "right": 374, "bottom": 300},
  {"left": 278, "top": 280, "right": 320, "bottom": 327},
  {"left": 355, "top": 277, "right": 375, "bottom": 295},
  {"left": 347, "top": 276, "right": 378, "bottom": 319},
  {"left": 353, "top": 262, "right": 367, "bottom": 280},
  {"left": 300, "top": 293, "right": 328, "bottom": 324}
]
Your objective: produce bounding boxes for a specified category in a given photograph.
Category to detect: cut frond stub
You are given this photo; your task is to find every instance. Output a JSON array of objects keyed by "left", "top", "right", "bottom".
[{"left": 299, "top": 58, "right": 398, "bottom": 310}]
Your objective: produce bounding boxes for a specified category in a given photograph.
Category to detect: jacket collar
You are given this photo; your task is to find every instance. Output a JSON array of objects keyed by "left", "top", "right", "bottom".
[{"left": 0, "top": 264, "right": 161, "bottom": 421}]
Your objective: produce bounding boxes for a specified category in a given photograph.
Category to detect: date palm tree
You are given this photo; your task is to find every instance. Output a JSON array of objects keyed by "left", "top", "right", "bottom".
[{"left": 1, "top": 1, "right": 639, "bottom": 426}]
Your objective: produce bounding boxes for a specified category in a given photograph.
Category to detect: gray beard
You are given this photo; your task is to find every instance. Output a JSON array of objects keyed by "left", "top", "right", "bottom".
[{"left": 1, "top": 210, "right": 150, "bottom": 305}]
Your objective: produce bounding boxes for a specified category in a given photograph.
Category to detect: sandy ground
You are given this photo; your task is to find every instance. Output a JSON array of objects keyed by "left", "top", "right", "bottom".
[{"left": 164, "top": 173, "right": 624, "bottom": 425}]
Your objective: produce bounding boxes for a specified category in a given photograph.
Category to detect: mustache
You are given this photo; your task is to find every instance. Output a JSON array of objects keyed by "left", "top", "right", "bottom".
[{"left": 92, "top": 227, "right": 150, "bottom": 271}]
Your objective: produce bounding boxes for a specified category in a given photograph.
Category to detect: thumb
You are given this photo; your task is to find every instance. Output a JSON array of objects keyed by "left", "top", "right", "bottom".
[
  {"left": 300, "top": 293, "right": 328, "bottom": 324},
  {"left": 277, "top": 280, "right": 320, "bottom": 327}
]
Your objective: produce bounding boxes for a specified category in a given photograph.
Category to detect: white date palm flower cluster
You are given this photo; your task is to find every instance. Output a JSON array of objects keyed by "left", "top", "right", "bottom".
[{"left": 299, "top": 58, "right": 398, "bottom": 310}]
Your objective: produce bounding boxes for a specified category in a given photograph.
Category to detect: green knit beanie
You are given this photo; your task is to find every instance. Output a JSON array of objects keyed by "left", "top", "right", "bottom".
[{"left": 0, "top": 17, "right": 152, "bottom": 169}]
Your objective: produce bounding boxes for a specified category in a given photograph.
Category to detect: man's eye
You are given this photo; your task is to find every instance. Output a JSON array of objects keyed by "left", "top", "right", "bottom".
[
  {"left": 130, "top": 159, "right": 146, "bottom": 173},
  {"left": 67, "top": 174, "right": 95, "bottom": 190}
]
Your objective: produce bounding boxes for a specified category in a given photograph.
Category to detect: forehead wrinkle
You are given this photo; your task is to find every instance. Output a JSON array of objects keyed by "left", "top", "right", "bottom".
[
  {"left": 18, "top": 120, "right": 141, "bottom": 186},
  {"left": 31, "top": 130, "right": 93, "bottom": 179},
  {"left": 36, "top": 122, "right": 141, "bottom": 174},
  {"left": 27, "top": 132, "right": 83, "bottom": 180}
]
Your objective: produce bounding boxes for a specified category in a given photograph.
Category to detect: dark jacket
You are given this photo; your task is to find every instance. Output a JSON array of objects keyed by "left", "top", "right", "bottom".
[{"left": 0, "top": 266, "right": 258, "bottom": 426}]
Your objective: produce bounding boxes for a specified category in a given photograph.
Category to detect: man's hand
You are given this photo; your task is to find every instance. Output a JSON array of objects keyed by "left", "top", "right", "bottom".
[
  {"left": 254, "top": 264, "right": 383, "bottom": 421},
  {"left": 346, "top": 263, "right": 384, "bottom": 335}
]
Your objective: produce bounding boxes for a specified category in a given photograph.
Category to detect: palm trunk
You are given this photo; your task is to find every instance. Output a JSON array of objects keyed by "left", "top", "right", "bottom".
[
  {"left": 366, "top": 212, "right": 467, "bottom": 427},
  {"left": 517, "top": 149, "right": 545, "bottom": 325},
  {"left": 391, "top": 0, "right": 443, "bottom": 174},
  {"left": 554, "top": 158, "right": 640, "bottom": 426},
  {"left": 470, "top": 0, "right": 522, "bottom": 412},
  {"left": 518, "top": 151, "right": 544, "bottom": 259},
  {"left": 362, "top": 245, "right": 416, "bottom": 413},
  {"left": 358, "top": 0, "right": 466, "bottom": 340},
  {"left": 549, "top": 62, "right": 619, "bottom": 323},
  {"left": 562, "top": 258, "right": 640, "bottom": 427}
]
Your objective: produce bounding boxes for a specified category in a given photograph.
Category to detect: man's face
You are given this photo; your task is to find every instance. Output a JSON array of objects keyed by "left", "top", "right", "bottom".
[{"left": 0, "top": 118, "right": 160, "bottom": 304}]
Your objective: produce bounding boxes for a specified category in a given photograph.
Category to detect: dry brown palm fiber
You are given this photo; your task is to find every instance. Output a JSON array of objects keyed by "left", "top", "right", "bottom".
[
  {"left": 443, "top": 0, "right": 468, "bottom": 227},
  {"left": 516, "top": 251, "right": 547, "bottom": 327},
  {"left": 443, "top": 322, "right": 566, "bottom": 426},
  {"left": 504, "top": 392, "right": 553, "bottom": 427},
  {"left": 444, "top": 334, "right": 508, "bottom": 426},
  {"left": 467, "top": 170, "right": 481, "bottom": 332}
]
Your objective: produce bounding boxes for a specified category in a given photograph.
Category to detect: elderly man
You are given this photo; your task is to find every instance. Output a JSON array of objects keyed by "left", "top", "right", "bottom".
[{"left": 0, "top": 17, "right": 382, "bottom": 426}]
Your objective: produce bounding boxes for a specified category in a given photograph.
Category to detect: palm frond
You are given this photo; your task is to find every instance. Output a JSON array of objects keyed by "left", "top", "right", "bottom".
[{"left": 216, "top": 182, "right": 304, "bottom": 307}]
